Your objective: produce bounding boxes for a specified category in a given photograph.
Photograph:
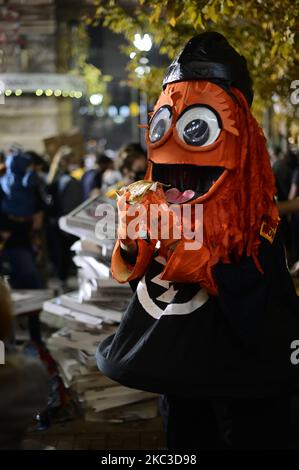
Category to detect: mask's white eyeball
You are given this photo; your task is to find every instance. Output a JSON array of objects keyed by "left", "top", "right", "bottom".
[
  {"left": 149, "top": 106, "right": 172, "bottom": 143},
  {"left": 176, "top": 106, "right": 221, "bottom": 146}
]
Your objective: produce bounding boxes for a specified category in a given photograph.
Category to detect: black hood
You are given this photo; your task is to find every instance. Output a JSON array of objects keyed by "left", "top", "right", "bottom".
[{"left": 163, "top": 31, "right": 253, "bottom": 106}]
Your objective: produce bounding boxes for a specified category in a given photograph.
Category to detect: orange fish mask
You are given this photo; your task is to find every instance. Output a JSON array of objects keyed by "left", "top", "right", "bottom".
[
  {"left": 146, "top": 80, "right": 240, "bottom": 203},
  {"left": 112, "top": 32, "right": 279, "bottom": 295}
]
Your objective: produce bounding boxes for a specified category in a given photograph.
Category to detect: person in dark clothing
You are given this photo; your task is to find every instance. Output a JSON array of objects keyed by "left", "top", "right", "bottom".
[
  {"left": 288, "top": 154, "right": 299, "bottom": 261},
  {"left": 46, "top": 146, "right": 83, "bottom": 287},
  {"left": 273, "top": 150, "right": 298, "bottom": 256},
  {"left": 166, "top": 394, "right": 290, "bottom": 450},
  {"left": 273, "top": 149, "right": 298, "bottom": 200},
  {"left": 0, "top": 149, "right": 38, "bottom": 217},
  {"left": 22, "top": 151, "right": 50, "bottom": 287},
  {"left": 81, "top": 153, "right": 113, "bottom": 200},
  {"left": 0, "top": 148, "right": 46, "bottom": 341},
  {"left": 96, "top": 32, "right": 299, "bottom": 450}
]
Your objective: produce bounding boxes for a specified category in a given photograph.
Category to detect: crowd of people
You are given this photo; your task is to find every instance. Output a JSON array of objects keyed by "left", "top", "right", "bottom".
[
  {"left": 0, "top": 142, "right": 147, "bottom": 296},
  {"left": 0, "top": 140, "right": 148, "bottom": 448}
]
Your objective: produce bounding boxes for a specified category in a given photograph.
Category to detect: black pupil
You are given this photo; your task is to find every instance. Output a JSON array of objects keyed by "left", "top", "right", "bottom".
[
  {"left": 183, "top": 119, "right": 209, "bottom": 146},
  {"left": 151, "top": 118, "right": 166, "bottom": 142}
]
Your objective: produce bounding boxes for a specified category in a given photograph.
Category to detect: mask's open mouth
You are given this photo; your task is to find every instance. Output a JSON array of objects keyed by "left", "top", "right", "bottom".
[{"left": 152, "top": 163, "right": 224, "bottom": 203}]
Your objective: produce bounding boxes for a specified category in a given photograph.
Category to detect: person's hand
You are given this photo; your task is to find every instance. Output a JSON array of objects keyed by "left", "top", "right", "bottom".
[{"left": 117, "top": 192, "right": 142, "bottom": 257}]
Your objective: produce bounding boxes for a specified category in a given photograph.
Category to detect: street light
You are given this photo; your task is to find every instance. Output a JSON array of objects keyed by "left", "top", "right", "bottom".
[
  {"left": 89, "top": 93, "right": 103, "bottom": 106},
  {"left": 133, "top": 33, "right": 152, "bottom": 52}
]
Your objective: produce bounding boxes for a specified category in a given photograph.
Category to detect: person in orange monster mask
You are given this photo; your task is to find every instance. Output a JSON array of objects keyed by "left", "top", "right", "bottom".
[{"left": 97, "top": 32, "right": 299, "bottom": 450}]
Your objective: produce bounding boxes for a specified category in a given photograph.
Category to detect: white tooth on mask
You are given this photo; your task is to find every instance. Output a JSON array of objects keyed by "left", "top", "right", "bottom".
[{"left": 150, "top": 182, "right": 158, "bottom": 192}]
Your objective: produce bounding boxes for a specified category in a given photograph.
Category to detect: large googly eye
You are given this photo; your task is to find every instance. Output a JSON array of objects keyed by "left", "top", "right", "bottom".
[
  {"left": 149, "top": 106, "right": 172, "bottom": 143},
  {"left": 176, "top": 106, "right": 221, "bottom": 147}
]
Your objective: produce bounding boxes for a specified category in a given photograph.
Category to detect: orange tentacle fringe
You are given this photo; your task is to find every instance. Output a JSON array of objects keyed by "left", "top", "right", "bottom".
[{"left": 165, "top": 88, "right": 279, "bottom": 295}]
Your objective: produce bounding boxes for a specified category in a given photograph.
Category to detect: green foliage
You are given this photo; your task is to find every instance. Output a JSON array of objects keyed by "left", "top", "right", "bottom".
[
  {"left": 87, "top": 0, "right": 299, "bottom": 116},
  {"left": 71, "top": 23, "right": 112, "bottom": 105}
]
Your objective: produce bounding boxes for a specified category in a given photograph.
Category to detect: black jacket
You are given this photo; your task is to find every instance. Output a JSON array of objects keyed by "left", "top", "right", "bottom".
[{"left": 97, "top": 232, "right": 299, "bottom": 398}]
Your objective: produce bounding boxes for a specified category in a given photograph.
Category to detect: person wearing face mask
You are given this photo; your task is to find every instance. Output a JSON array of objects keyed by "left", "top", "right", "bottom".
[
  {"left": 81, "top": 153, "right": 114, "bottom": 200},
  {"left": 118, "top": 143, "right": 148, "bottom": 183}
]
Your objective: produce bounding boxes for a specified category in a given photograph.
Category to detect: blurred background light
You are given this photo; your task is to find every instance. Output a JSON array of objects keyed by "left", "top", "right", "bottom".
[
  {"left": 113, "top": 115, "right": 125, "bottom": 124},
  {"left": 95, "top": 107, "right": 105, "bottom": 117},
  {"left": 107, "top": 105, "right": 118, "bottom": 118},
  {"left": 119, "top": 105, "right": 130, "bottom": 118},
  {"left": 129, "top": 102, "right": 139, "bottom": 117},
  {"left": 133, "top": 33, "right": 152, "bottom": 52},
  {"left": 135, "top": 66, "right": 145, "bottom": 77},
  {"left": 89, "top": 93, "right": 103, "bottom": 106}
]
